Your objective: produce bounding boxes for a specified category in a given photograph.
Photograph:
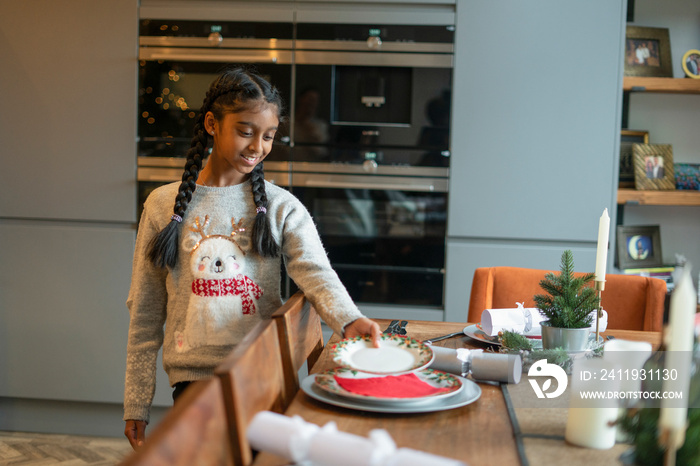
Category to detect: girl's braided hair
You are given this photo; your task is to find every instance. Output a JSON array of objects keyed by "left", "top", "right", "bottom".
[{"left": 148, "top": 67, "right": 284, "bottom": 268}]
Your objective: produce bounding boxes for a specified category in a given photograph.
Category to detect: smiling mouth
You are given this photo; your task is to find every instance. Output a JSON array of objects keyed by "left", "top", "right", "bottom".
[{"left": 242, "top": 154, "right": 258, "bottom": 162}]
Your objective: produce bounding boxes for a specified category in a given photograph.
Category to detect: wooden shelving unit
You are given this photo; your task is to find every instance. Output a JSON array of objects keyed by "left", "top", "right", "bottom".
[
  {"left": 618, "top": 189, "right": 700, "bottom": 206},
  {"left": 620, "top": 77, "right": 700, "bottom": 207},
  {"left": 623, "top": 76, "right": 700, "bottom": 94}
]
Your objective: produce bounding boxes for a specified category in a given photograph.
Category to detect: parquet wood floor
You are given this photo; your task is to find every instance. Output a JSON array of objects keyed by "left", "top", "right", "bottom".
[{"left": 0, "top": 431, "right": 132, "bottom": 465}]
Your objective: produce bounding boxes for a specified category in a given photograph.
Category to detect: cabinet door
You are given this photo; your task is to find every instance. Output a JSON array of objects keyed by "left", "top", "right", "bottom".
[
  {"left": 0, "top": 1, "right": 137, "bottom": 223},
  {"left": 448, "top": 0, "right": 625, "bottom": 241},
  {"left": 0, "top": 222, "right": 170, "bottom": 407}
]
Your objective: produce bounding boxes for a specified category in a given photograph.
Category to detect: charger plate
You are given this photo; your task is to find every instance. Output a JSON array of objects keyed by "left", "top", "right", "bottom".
[
  {"left": 314, "top": 367, "right": 463, "bottom": 404},
  {"left": 330, "top": 334, "right": 434, "bottom": 375},
  {"left": 464, "top": 324, "right": 604, "bottom": 354},
  {"left": 463, "top": 324, "right": 543, "bottom": 348},
  {"left": 301, "top": 373, "right": 481, "bottom": 413}
]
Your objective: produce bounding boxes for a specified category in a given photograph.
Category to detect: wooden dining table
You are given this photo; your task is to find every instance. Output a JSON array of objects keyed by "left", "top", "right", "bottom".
[{"left": 252, "top": 319, "right": 662, "bottom": 466}]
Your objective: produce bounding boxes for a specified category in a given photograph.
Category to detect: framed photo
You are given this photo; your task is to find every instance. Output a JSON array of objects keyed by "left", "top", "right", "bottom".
[
  {"left": 682, "top": 49, "right": 700, "bottom": 79},
  {"left": 633, "top": 143, "right": 675, "bottom": 190},
  {"left": 624, "top": 26, "right": 673, "bottom": 77},
  {"left": 616, "top": 225, "right": 663, "bottom": 269},
  {"left": 619, "top": 130, "right": 649, "bottom": 188}
]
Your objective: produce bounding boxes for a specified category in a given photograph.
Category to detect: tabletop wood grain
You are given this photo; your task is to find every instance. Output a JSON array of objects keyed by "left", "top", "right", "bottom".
[{"left": 252, "top": 319, "right": 662, "bottom": 466}]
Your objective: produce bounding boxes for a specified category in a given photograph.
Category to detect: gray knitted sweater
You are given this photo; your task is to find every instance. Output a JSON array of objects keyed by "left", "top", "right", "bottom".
[{"left": 123, "top": 180, "right": 364, "bottom": 422}]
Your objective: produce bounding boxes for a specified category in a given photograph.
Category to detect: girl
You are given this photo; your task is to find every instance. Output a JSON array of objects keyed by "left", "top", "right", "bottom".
[{"left": 124, "top": 67, "right": 380, "bottom": 449}]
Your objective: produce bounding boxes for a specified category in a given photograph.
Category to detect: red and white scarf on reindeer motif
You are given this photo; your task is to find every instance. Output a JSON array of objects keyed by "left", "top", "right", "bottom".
[{"left": 191, "top": 275, "right": 263, "bottom": 314}]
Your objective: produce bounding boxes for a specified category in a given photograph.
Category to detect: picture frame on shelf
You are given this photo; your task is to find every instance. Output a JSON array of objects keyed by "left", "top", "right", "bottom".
[
  {"left": 619, "top": 130, "right": 649, "bottom": 188},
  {"left": 682, "top": 49, "right": 700, "bottom": 79},
  {"left": 624, "top": 26, "right": 673, "bottom": 77},
  {"left": 616, "top": 225, "right": 663, "bottom": 270},
  {"left": 633, "top": 143, "right": 675, "bottom": 190}
]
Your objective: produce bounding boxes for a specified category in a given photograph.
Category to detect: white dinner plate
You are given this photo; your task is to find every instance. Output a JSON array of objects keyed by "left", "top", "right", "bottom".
[
  {"left": 301, "top": 373, "right": 481, "bottom": 413},
  {"left": 314, "top": 367, "right": 464, "bottom": 404},
  {"left": 330, "top": 334, "right": 434, "bottom": 375}
]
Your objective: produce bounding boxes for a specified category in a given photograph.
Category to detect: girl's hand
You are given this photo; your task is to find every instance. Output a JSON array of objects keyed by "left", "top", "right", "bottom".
[
  {"left": 344, "top": 317, "right": 382, "bottom": 348},
  {"left": 124, "top": 419, "right": 147, "bottom": 450}
]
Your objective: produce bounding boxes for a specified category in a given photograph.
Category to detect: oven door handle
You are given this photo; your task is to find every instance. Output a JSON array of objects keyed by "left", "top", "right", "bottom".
[
  {"left": 142, "top": 53, "right": 278, "bottom": 63},
  {"left": 139, "top": 47, "right": 289, "bottom": 64},
  {"left": 302, "top": 179, "right": 441, "bottom": 193}
]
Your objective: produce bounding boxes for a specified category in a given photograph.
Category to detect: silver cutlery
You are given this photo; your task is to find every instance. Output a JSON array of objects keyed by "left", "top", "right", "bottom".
[
  {"left": 383, "top": 320, "right": 400, "bottom": 334},
  {"left": 398, "top": 320, "right": 408, "bottom": 335},
  {"left": 424, "top": 331, "right": 464, "bottom": 345}
]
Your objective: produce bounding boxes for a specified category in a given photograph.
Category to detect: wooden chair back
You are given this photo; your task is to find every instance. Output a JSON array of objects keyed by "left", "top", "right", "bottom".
[
  {"left": 215, "top": 319, "right": 286, "bottom": 466},
  {"left": 467, "top": 266, "right": 667, "bottom": 331},
  {"left": 119, "top": 376, "right": 232, "bottom": 466},
  {"left": 271, "top": 291, "right": 324, "bottom": 407}
]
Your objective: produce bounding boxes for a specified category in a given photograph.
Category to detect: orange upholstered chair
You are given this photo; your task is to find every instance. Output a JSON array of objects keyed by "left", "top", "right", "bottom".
[{"left": 467, "top": 266, "right": 667, "bottom": 331}]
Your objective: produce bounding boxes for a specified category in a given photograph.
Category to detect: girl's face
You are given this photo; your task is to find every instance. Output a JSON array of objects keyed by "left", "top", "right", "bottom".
[{"left": 205, "top": 103, "right": 279, "bottom": 183}]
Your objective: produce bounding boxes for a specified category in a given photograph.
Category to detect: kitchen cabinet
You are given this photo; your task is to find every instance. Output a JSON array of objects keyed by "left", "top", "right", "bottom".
[
  {"left": 444, "top": 0, "right": 626, "bottom": 322},
  {"left": 0, "top": 0, "right": 175, "bottom": 438},
  {"left": 0, "top": 1, "right": 137, "bottom": 222}
]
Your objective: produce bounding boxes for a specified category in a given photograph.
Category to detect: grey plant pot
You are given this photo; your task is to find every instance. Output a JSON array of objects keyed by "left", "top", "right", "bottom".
[{"left": 540, "top": 321, "right": 590, "bottom": 351}]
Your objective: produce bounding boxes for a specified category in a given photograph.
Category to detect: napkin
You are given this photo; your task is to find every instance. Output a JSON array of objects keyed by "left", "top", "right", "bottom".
[
  {"left": 333, "top": 372, "right": 453, "bottom": 398},
  {"left": 428, "top": 345, "right": 522, "bottom": 384}
]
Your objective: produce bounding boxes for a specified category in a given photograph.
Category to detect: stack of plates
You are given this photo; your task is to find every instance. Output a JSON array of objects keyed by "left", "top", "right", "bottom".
[{"left": 301, "top": 334, "right": 481, "bottom": 413}]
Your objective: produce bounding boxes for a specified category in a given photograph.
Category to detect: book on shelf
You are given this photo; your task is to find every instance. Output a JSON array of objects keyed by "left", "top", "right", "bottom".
[{"left": 623, "top": 266, "right": 676, "bottom": 292}]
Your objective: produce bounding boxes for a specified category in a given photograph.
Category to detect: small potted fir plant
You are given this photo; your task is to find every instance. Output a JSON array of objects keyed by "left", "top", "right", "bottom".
[{"left": 534, "top": 250, "right": 601, "bottom": 351}]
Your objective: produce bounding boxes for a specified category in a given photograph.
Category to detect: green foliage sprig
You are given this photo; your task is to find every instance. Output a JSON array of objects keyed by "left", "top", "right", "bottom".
[
  {"left": 533, "top": 250, "right": 600, "bottom": 329},
  {"left": 498, "top": 330, "right": 575, "bottom": 371}
]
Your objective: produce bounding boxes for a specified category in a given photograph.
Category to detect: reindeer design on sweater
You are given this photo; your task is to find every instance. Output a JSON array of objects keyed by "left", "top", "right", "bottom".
[{"left": 176, "top": 216, "right": 263, "bottom": 352}]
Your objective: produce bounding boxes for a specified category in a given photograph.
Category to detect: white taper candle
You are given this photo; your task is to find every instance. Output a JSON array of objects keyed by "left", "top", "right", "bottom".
[
  {"left": 595, "top": 208, "right": 610, "bottom": 281},
  {"left": 659, "top": 265, "right": 696, "bottom": 448}
]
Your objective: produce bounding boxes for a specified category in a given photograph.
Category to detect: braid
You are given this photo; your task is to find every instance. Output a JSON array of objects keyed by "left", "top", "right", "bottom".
[
  {"left": 147, "top": 79, "right": 231, "bottom": 268},
  {"left": 250, "top": 163, "right": 280, "bottom": 258},
  {"left": 147, "top": 66, "right": 285, "bottom": 268}
]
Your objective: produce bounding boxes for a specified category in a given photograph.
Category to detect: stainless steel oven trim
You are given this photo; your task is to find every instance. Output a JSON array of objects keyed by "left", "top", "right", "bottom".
[
  {"left": 137, "top": 156, "right": 290, "bottom": 172},
  {"left": 295, "top": 50, "right": 452, "bottom": 68},
  {"left": 137, "top": 156, "right": 186, "bottom": 169},
  {"left": 139, "top": 37, "right": 294, "bottom": 50},
  {"left": 291, "top": 162, "right": 448, "bottom": 178},
  {"left": 138, "top": 166, "right": 290, "bottom": 186},
  {"left": 294, "top": 40, "right": 453, "bottom": 54},
  {"left": 138, "top": 47, "right": 293, "bottom": 64},
  {"left": 291, "top": 172, "right": 447, "bottom": 193}
]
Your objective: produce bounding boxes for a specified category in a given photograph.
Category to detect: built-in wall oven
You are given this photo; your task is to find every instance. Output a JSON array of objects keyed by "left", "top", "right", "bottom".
[
  {"left": 136, "top": 18, "right": 454, "bottom": 308},
  {"left": 290, "top": 23, "right": 453, "bottom": 306},
  {"left": 136, "top": 19, "right": 292, "bottom": 219}
]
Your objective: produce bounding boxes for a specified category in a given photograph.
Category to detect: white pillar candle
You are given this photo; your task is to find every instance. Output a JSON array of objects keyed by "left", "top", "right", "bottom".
[
  {"left": 603, "top": 339, "right": 652, "bottom": 394},
  {"left": 659, "top": 265, "right": 696, "bottom": 448},
  {"left": 594, "top": 208, "right": 610, "bottom": 282},
  {"left": 565, "top": 357, "right": 620, "bottom": 449}
]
